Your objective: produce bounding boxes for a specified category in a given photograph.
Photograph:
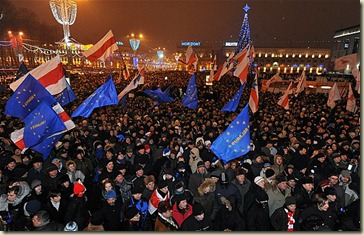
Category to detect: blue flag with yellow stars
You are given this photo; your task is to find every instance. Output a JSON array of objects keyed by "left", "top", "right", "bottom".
[
  {"left": 143, "top": 88, "right": 174, "bottom": 104},
  {"left": 31, "top": 133, "right": 64, "bottom": 160},
  {"left": 23, "top": 101, "right": 67, "bottom": 148},
  {"left": 210, "top": 104, "right": 251, "bottom": 163},
  {"left": 182, "top": 73, "right": 198, "bottom": 109},
  {"left": 5, "top": 74, "right": 56, "bottom": 119},
  {"left": 221, "top": 83, "right": 245, "bottom": 112},
  {"left": 54, "top": 80, "right": 77, "bottom": 106},
  {"left": 71, "top": 77, "right": 118, "bottom": 118},
  {"left": 15, "top": 62, "right": 28, "bottom": 80}
]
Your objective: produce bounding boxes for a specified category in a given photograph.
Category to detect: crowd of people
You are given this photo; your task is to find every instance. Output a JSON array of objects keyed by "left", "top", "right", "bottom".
[{"left": 0, "top": 69, "right": 360, "bottom": 231}]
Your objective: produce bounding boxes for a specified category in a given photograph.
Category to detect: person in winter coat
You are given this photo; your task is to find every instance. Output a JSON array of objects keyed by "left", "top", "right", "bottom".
[
  {"left": 231, "top": 168, "right": 251, "bottom": 216},
  {"left": 193, "top": 178, "right": 219, "bottom": 221},
  {"left": 83, "top": 210, "right": 105, "bottom": 231},
  {"left": 271, "top": 154, "right": 285, "bottom": 176},
  {"left": 64, "top": 181, "right": 89, "bottom": 230},
  {"left": 188, "top": 161, "right": 210, "bottom": 196},
  {"left": 292, "top": 176, "right": 315, "bottom": 212},
  {"left": 171, "top": 194, "right": 193, "bottom": 227},
  {"left": 99, "top": 190, "right": 123, "bottom": 231},
  {"left": 213, "top": 194, "right": 245, "bottom": 231},
  {"left": 214, "top": 172, "right": 241, "bottom": 209},
  {"left": 245, "top": 189, "right": 272, "bottom": 231},
  {"left": 32, "top": 210, "right": 64, "bottom": 231},
  {"left": 270, "top": 196, "right": 300, "bottom": 231},
  {"left": 180, "top": 203, "right": 212, "bottom": 231},
  {"left": 298, "top": 193, "right": 337, "bottom": 231},
  {"left": 266, "top": 174, "right": 291, "bottom": 216},
  {"left": 154, "top": 201, "right": 179, "bottom": 231},
  {"left": 41, "top": 189, "right": 68, "bottom": 226},
  {"left": 188, "top": 148, "right": 203, "bottom": 174}
]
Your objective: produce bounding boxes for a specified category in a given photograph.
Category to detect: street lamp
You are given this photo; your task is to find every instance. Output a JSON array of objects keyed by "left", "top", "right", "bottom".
[
  {"left": 128, "top": 33, "right": 142, "bottom": 68},
  {"left": 8, "top": 31, "right": 24, "bottom": 62}
]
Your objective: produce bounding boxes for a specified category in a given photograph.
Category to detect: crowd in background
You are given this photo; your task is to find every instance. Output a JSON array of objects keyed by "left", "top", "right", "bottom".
[{"left": 0, "top": 69, "right": 360, "bottom": 231}]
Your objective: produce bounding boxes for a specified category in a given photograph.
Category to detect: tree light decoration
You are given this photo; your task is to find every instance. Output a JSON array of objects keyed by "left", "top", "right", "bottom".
[
  {"left": 235, "top": 4, "right": 252, "bottom": 54},
  {"left": 49, "top": 0, "right": 77, "bottom": 43}
]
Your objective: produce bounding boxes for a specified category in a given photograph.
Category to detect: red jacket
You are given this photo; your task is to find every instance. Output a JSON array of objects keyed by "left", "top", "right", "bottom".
[{"left": 172, "top": 203, "right": 193, "bottom": 227}]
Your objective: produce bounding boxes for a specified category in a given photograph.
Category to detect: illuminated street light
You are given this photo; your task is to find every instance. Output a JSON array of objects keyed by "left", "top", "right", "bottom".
[
  {"left": 128, "top": 33, "right": 143, "bottom": 68},
  {"left": 8, "top": 31, "right": 24, "bottom": 62},
  {"left": 50, "top": 0, "right": 77, "bottom": 44}
]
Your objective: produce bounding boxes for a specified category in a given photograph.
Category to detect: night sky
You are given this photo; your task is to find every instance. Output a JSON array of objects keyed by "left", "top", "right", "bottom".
[{"left": 14, "top": 0, "right": 361, "bottom": 55}]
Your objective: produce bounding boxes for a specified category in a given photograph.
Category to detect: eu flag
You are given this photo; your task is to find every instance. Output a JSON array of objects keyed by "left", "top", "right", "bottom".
[
  {"left": 221, "top": 83, "right": 245, "bottom": 112},
  {"left": 210, "top": 104, "right": 251, "bottom": 163},
  {"left": 143, "top": 88, "right": 174, "bottom": 104},
  {"left": 71, "top": 77, "right": 118, "bottom": 118},
  {"left": 5, "top": 74, "right": 56, "bottom": 119},
  {"left": 15, "top": 62, "right": 28, "bottom": 80},
  {"left": 54, "top": 80, "right": 77, "bottom": 106},
  {"left": 182, "top": 73, "right": 198, "bottom": 109},
  {"left": 31, "top": 133, "right": 64, "bottom": 160},
  {"left": 23, "top": 101, "right": 67, "bottom": 148}
]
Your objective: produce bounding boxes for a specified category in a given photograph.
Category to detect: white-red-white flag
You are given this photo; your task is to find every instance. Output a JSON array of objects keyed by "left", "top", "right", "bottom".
[
  {"left": 10, "top": 102, "right": 75, "bottom": 150},
  {"left": 82, "top": 30, "right": 118, "bottom": 63},
  {"left": 213, "top": 55, "right": 217, "bottom": 71},
  {"left": 346, "top": 84, "right": 358, "bottom": 113},
  {"left": 294, "top": 71, "right": 307, "bottom": 97},
  {"left": 233, "top": 51, "right": 249, "bottom": 84},
  {"left": 277, "top": 82, "right": 292, "bottom": 110},
  {"left": 334, "top": 53, "right": 357, "bottom": 71},
  {"left": 118, "top": 67, "right": 145, "bottom": 100},
  {"left": 265, "top": 72, "right": 283, "bottom": 88},
  {"left": 327, "top": 82, "right": 341, "bottom": 109},
  {"left": 352, "top": 67, "right": 360, "bottom": 94},
  {"left": 186, "top": 45, "right": 197, "bottom": 65},
  {"left": 234, "top": 45, "right": 249, "bottom": 63},
  {"left": 213, "top": 53, "right": 235, "bottom": 81},
  {"left": 248, "top": 73, "right": 259, "bottom": 113},
  {"left": 10, "top": 55, "right": 66, "bottom": 95}
]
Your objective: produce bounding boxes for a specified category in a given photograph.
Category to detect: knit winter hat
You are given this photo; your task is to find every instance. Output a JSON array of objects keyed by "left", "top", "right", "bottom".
[
  {"left": 163, "top": 148, "right": 171, "bottom": 156},
  {"left": 106, "top": 190, "right": 117, "bottom": 199},
  {"left": 157, "top": 180, "right": 169, "bottom": 189},
  {"left": 64, "top": 221, "right": 78, "bottom": 231},
  {"left": 265, "top": 169, "right": 275, "bottom": 178},
  {"left": 31, "top": 179, "right": 42, "bottom": 189},
  {"left": 131, "top": 186, "right": 144, "bottom": 195},
  {"left": 125, "top": 206, "right": 139, "bottom": 220},
  {"left": 340, "top": 170, "right": 351, "bottom": 178},
  {"left": 285, "top": 196, "right": 296, "bottom": 206},
  {"left": 73, "top": 181, "right": 86, "bottom": 197},
  {"left": 254, "top": 176, "right": 264, "bottom": 185},
  {"left": 324, "top": 187, "right": 337, "bottom": 196},
  {"left": 192, "top": 203, "right": 205, "bottom": 216},
  {"left": 25, "top": 200, "right": 41, "bottom": 215},
  {"left": 197, "top": 161, "right": 205, "bottom": 168},
  {"left": 235, "top": 168, "right": 246, "bottom": 176}
]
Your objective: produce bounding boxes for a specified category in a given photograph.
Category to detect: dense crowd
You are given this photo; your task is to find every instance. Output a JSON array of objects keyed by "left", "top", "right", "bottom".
[{"left": 0, "top": 69, "right": 360, "bottom": 231}]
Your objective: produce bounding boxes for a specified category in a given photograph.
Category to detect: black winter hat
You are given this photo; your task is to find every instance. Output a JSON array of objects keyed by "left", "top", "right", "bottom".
[
  {"left": 285, "top": 196, "right": 296, "bottom": 206},
  {"left": 256, "top": 189, "right": 269, "bottom": 202},
  {"left": 192, "top": 203, "right": 205, "bottom": 216},
  {"left": 125, "top": 206, "right": 139, "bottom": 220}
]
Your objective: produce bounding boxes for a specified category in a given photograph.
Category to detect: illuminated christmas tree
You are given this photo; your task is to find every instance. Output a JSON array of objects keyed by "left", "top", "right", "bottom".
[{"left": 235, "top": 4, "right": 252, "bottom": 55}]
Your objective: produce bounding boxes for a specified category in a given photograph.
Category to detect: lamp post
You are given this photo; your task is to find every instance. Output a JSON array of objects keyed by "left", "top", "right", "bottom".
[
  {"left": 128, "top": 33, "right": 142, "bottom": 68},
  {"left": 8, "top": 31, "right": 24, "bottom": 63},
  {"left": 157, "top": 47, "right": 165, "bottom": 69}
]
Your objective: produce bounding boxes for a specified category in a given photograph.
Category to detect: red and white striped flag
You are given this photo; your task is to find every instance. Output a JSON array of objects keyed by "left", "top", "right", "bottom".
[
  {"left": 346, "top": 84, "right": 357, "bottom": 113},
  {"left": 10, "top": 102, "right": 75, "bottom": 150},
  {"left": 277, "top": 82, "right": 293, "bottom": 110},
  {"left": 82, "top": 30, "right": 118, "bottom": 63},
  {"left": 10, "top": 55, "right": 66, "bottom": 95},
  {"left": 327, "top": 82, "right": 341, "bottom": 109},
  {"left": 213, "top": 53, "right": 235, "bottom": 81},
  {"left": 264, "top": 72, "right": 283, "bottom": 91},
  {"left": 334, "top": 53, "right": 357, "bottom": 71},
  {"left": 233, "top": 51, "right": 249, "bottom": 84},
  {"left": 248, "top": 73, "right": 259, "bottom": 113},
  {"left": 186, "top": 45, "right": 197, "bottom": 65},
  {"left": 294, "top": 71, "right": 306, "bottom": 97},
  {"left": 340, "top": 86, "right": 348, "bottom": 99},
  {"left": 213, "top": 55, "right": 217, "bottom": 71},
  {"left": 234, "top": 45, "right": 249, "bottom": 63}
]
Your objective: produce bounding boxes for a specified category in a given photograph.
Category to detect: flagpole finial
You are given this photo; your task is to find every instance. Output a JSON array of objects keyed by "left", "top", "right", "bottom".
[{"left": 243, "top": 4, "right": 250, "bottom": 13}]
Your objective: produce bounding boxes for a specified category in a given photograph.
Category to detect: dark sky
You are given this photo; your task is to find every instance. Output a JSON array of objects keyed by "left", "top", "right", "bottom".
[{"left": 15, "top": 0, "right": 361, "bottom": 55}]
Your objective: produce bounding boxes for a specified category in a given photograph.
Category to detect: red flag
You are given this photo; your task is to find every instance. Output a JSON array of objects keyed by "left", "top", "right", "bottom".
[
  {"left": 334, "top": 53, "right": 357, "bottom": 71},
  {"left": 10, "top": 55, "right": 66, "bottom": 95},
  {"left": 186, "top": 45, "right": 197, "bottom": 65},
  {"left": 327, "top": 82, "right": 341, "bottom": 109},
  {"left": 83, "top": 30, "right": 118, "bottom": 63},
  {"left": 294, "top": 71, "right": 306, "bottom": 96},
  {"left": 248, "top": 73, "right": 259, "bottom": 113},
  {"left": 278, "top": 82, "right": 293, "bottom": 110}
]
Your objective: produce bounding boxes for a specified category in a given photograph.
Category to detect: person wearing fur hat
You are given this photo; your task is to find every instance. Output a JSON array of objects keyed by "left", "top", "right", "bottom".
[
  {"left": 83, "top": 210, "right": 105, "bottom": 231},
  {"left": 64, "top": 180, "right": 89, "bottom": 230},
  {"left": 155, "top": 201, "right": 179, "bottom": 231},
  {"left": 266, "top": 174, "right": 291, "bottom": 216},
  {"left": 270, "top": 196, "right": 300, "bottom": 231},
  {"left": 193, "top": 178, "right": 218, "bottom": 221},
  {"left": 142, "top": 175, "right": 156, "bottom": 201}
]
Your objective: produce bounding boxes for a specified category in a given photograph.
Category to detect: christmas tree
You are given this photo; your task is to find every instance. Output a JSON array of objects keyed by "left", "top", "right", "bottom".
[{"left": 235, "top": 4, "right": 252, "bottom": 55}]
